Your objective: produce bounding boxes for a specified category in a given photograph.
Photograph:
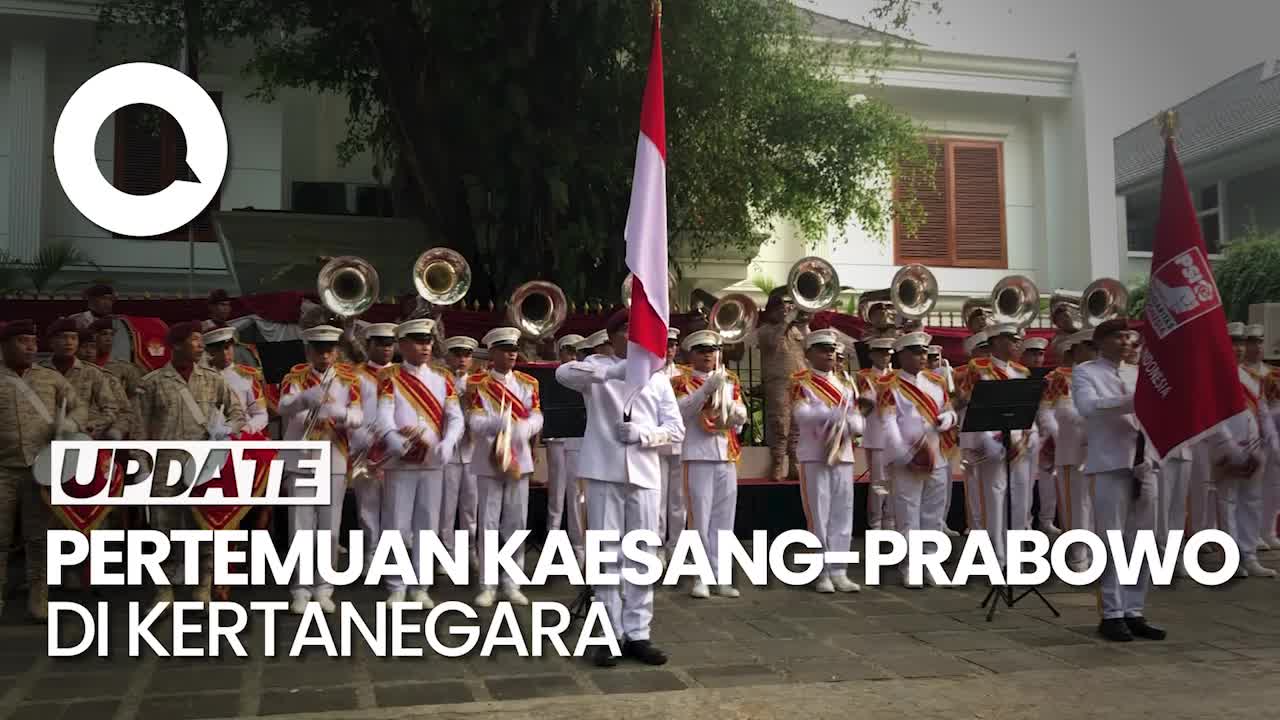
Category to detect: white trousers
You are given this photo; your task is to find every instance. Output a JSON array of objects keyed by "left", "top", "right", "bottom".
[
  {"left": 1092, "top": 469, "right": 1154, "bottom": 620},
  {"left": 586, "top": 479, "right": 659, "bottom": 642},
  {"left": 657, "top": 454, "right": 687, "bottom": 550},
  {"left": 1156, "top": 457, "right": 1190, "bottom": 554},
  {"left": 1214, "top": 463, "right": 1265, "bottom": 562},
  {"left": 1264, "top": 449, "right": 1280, "bottom": 541},
  {"left": 441, "top": 462, "right": 473, "bottom": 554},
  {"left": 546, "top": 445, "right": 586, "bottom": 553},
  {"left": 1056, "top": 464, "right": 1093, "bottom": 565},
  {"left": 475, "top": 473, "right": 529, "bottom": 590},
  {"left": 1035, "top": 463, "right": 1058, "bottom": 528},
  {"left": 974, "top": 454, "right": 1033, "bottom": 564},
  {"left": 800, "top": 462, "right": 855, "bottom": 577},
  {"left": 963, "top": 460, "right": 983, "bottom": 532},
  {"left": 685, "top": 461, "right": 738, "bottom": 581},
  {"left": 890, "top": 463, "right": 948, "bottom": 536},
  {"left": 865, "top": 449, "right": 894, "bottom": 530},
  {"left": 287, "top": 472, "right": 347, "bottom": 594},
  {"left": 382, "top": 468, "right": 443, "bottom": 591},
  {"left": 1188, "top": 442, "right": 1218, "bottom": 533},
  {"left": 353, "top": 477, "right": 384, "bottom": 570}
]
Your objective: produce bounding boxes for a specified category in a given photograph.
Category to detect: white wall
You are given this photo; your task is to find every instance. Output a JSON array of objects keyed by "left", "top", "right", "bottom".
[
  {"left": 0, "top": 44, "right": 11, "bottom": 256},
  {"left": 281, "top": 87, "right": 380, "bottom": 209}
]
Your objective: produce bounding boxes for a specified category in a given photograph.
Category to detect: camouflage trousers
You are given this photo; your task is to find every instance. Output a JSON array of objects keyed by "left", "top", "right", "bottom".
[
  {"left": 763, "top": 380, "right": 799, "bottom": 480},
  {"left": 0, "top": 465, "right": 53, "bottom": 590}
]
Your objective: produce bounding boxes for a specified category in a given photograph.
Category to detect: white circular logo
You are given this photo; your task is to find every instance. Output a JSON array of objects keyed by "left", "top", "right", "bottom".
[{"left": 54, "top": 62, "right": 228, "bottom": 238}]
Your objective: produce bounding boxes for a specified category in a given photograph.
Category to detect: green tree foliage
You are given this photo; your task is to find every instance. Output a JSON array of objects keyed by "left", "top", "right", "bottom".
[
  {"left": 1212, "top": 226, "right": 1280, "bottom": 322},
  {"left": 99, "top": 0, "right": 938, "bottom": 304}
]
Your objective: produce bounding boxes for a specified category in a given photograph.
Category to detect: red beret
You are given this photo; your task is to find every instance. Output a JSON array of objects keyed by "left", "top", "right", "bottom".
[
  {"left": 84, "top": 284, "right": 115, "bottom": 298},
  {"left": 166, "top": 321, "right": 203, "bottom": 346},
  {"left": 208, "top": 289, "right": 231, "bottom": 303},
  {"left": 46, "top": 317, "right": 80, "bottom": 336},
  {"left": 89, "top": 317, "right": 115, "bottom": 333},
  {"left": 606, "top": 309, "right": 629, "bottom": 336},
  {"left": 0, "top": 319, "right": 37, "bottom": 340}
]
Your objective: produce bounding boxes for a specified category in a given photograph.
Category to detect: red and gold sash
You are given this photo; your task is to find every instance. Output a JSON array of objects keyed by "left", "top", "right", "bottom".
[
  {"left": 382, "top": 365, "right": 451, "bottom": 463},
  {"left": 675, "top": 372, "right": 743, "bottom": 462},
  {"left": 879, "top": 373, "right": 958, "bottom": 465},
  {"left": 285, "top": 364, "right": 357, "bottom": 457},
  {"left": 191, "top": 431, "right": 277, "bottom": 531},
  {"left": 41, "top": 449, "right": 123, "bottom": 534},
  {"left": 1242, "top": 379, "right": 1263, "bottom": 421},
  {"left": 790, "top": 370, "right": 846, "bottom": 408},
  {"left": 471, "top": 373, "right": 532, "bottom": 420},
  {"left": 1042, "top": 366, "right": 1072, "bottom": 405}
]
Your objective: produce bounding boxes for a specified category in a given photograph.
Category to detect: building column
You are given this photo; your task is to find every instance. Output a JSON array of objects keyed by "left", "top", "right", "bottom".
[{"left": 8, "top": 39, "right": 47, "bottom": 261}]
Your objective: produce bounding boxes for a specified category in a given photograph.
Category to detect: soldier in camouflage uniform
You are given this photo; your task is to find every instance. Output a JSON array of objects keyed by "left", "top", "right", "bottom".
[
  {"left": 90, "top": 318, "right": 144, "bottom": 401},
  {"left": 0, "top": 320, "right": 86, "bottom": 621},
  {"left": 756, "top": 288, "right": 809, "bottom": 480},
  {"left": 133, "top": 321, "right": 246, "bottom": 610},
  {"left": 42, "top": 318, "right": 127, "bottom": 440}
]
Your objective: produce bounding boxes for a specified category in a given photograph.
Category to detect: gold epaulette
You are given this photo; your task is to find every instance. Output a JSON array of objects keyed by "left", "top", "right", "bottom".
[
  {"left": 873, "top": 372, "right": 897, "bottom": 387},
  {"left": 513, "top": 370, "right": 539, "bottom": 387},
  {"left": 233, "top": 364, "right": 262, "bottom": 378},
  {"left": 1010, "top": 361, "right": 1029, "bottom": 375},
  {"left": 923, "top": 370, "right": 944, "bottom": 385},
  {"left": 790, "top": 369, "right": 809, "bottom": 380}
]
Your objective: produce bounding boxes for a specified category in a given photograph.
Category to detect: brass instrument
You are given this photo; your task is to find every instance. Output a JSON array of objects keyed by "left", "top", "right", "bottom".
[
  {"left": 317, "top": 255, "right": 380, "bottom": 362},
  {"left": 507, "top": 280, "right": 568, "bottom": 340},
  {"left": 349, "top": 427, "right": 393, "bottom": 485},
  {"left": 990, "top": 275, "right": 1041, "bottom": 328},
  {"left": 414, "top": 247, "right": 471, "bottom": 306},
  {"left": 491, "top": 397, "right": 521, "bottom": 480},
  {"left": 859, "top": 263, "right": 939, "bottom": 327},
  {"left": 621, "top": 271, "right": 677, "bottom": 309},
  {"left": 704, "top": 292, "right": 757, "bottom": 428},
  {"left": 787, "top": 256, "right": 842, "bottom": 315},
  {"left": 1049, "top": 289, "right": 1083, "bottom": 333},
  {"left": 961, "top": 298, "right": 994, "bottom": 333},
  {"left": 300, "top": 366, "right": 337, "bottom": 440},
  {"left": 1081, "top": 277, "right": 1129, "bottom": 328}
]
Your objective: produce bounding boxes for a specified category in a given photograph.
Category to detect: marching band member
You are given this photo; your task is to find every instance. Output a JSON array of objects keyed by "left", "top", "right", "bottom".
[
  {"left": 672, "top": 329, "right": 747, "bottom": 599},
  {"left": 791, "top": 329, "right": 867, "bottom": 593},
  {"left": 133, "top": 321, "right": 246, "bottom": 610},
  {"left": 350, "top": 323, "right": 398, "bottom": 571},
  {"left": 1213, "top": 322, "right": 1278, "bottom": 578},
  {"left": 555, "top": 310, "right": 684, "bottom": 668},
  {"left": 857, "top": 337, "right": 896, "bottom": 532},
  {"left": 1021, "top": 336, "right": 1059, "bottom": 534},
  {"left": 574, "top": 334, "right": 596, "bottom": 361},
  {"left": 657, "top": 327, "right": 687, "bottom": 565},
  {"left": 954, "top": 329, "right": 986, "bottom": 535},
  {"left": 377, "top": 318, "right": 464, "bottom": 606},
  {"left": 441, "top": 335, "right": 480, "bottom": 566},
  {"left": 928, "top": 344, "right": 961, "bottom": 536},
  {"left": 1, "top": 320, "right": 86, "bottom": 620},
  {"left": 202, "top": 326, "right": 268, "bottom": 434},
  {"left": 1242, "top": 324, "right": 1280, "bottom": 550},
  {"left": 546, "top": 334, "right": 587, "bottom": 567},
  {"left": 927, "top": 346, "right": 943, "bottom": 371},
  {"left": 1043, "top": 329, "right": 1096, "bottom": 570},
  {"left": 1072, "top": 318, "right": 1165, "bottom": 642},
  {"left": 467, "top": 327, "right": 543, "bottom": 607},
  {"left": 957, "top": 324, "right": 1035, "bottom": 566},
  {"left": 875, "top": 331, "right": 957, "bottom": 588},
  {"left": 277, "top": 325, "right": 363, "bottom": 613}
]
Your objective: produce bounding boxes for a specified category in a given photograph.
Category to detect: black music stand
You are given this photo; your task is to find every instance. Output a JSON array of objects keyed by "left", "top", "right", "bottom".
[{"left": 962, "top": 377, "right": 1060, "bottom": 621}]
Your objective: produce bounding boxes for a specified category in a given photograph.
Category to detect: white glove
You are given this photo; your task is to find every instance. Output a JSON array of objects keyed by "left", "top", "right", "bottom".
[
  {"left": 384, "top": 431, "right": 408, "bottom": 458},
  {"left": 299, "top": 385, "right": 325, "bottom": 408},
  {"left": 982, "top": 432, "right": 1004, "bottom": 459},
  {"left": 318, "top": 404, "right": 345, "bottom": 422},
  {"left": 427, "top": 443, "right": 448, "bottom": 466},
  {"left": 350, "top": 426, "right": 372, "bottom": 453},
  {"left": 604, "top": 362, "right": 627, "bottom": 381},
  {"left": 345, "top": 405, "right": 364, "bottom": 430},
  {"left": 207, "top": 417, "right": 231, "bottom": 441},
  {"left": 936, "top": 410, "right": 957, "bottom": 433},
  {"left": 704, "top": 371, "right": 725, "bottom": 393},
  {"left": 616, "top": 422, "right": 643, "bottom": 444}
]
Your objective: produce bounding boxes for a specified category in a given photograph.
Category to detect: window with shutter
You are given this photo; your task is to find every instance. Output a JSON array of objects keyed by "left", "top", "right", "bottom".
[
  {"left": 894, "top": 139, "right": 1006, "bottom": 268},
  {"left": 112, "top": 91, "right": 224, "bottom": 241}
]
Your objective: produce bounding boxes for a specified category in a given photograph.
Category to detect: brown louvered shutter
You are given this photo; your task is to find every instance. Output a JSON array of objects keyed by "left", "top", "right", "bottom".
[
  {"left": 894, "top": 141, "right": 950, "bottom": 265},
  {"left": 168, "top": 91, "right": 224, "bottom": 240},
  {"left": 951, "top": 142, "right": 1005, "bottom": 268}
]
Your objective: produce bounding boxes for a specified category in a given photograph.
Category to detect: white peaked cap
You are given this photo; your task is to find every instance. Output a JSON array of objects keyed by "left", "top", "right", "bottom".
[
  {"left": 682, "top": 329, "right": 721, "bottom": 352},
  {"left": 580, "top": 329, "right": 610, "bottom": 350},
  {"left": 1022, "top": 337, "right": 1049, "bottom": 351},
  {"left": 557, "top": 334, "right": 584, "bottom": 351},
  {"left": 867, "top": 337, "right": 896, "bottom": 351},
  {"left": 482, "top": 327, "right": 521, "bottom": 348},
  {"left": 1246, "top": 324, "right": 1265, "bottom": 339},
  {"left": 927, "top": 345, "right": 942, "bottom": 356},
  {"left": 444, "top": 336, "right": 478, "bottom": 352},
  {"left": 363, "top": 323, "right": 397, "bottom": 339},
  {"left": 395, "top": 318, "right": 436, "bottom": 338},
  {"left": 302, "top": 324, "right": 343, "bottom": 343},
  {"left": 668, "top": 327, "right": 681, "bottom": 341},
  {"left": 988, "top": 323, "right": 1024, "bottom": 340},
  {"left": 201, "top": 326, "right": 234, "bottom": 345},
  {"left": 894, "top": 331, "right": 931, "bottom": 352},
  {"left": 962, "top": 330, "right": 988, "bottom": 355},
  {"left": 1067, "top": 329, "right": 1095, "bottom": 347},
  {"left": 804, "top": 329, "right": 839, "bottom": 348},
  {"left": 1227, "top": 321, "right": 1247, "bottom": 338}
]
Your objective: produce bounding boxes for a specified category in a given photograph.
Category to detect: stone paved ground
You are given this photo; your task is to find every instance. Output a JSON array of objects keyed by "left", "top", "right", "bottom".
[{"left": 1, "top": 541, "right": 1279, "bottom": 720}]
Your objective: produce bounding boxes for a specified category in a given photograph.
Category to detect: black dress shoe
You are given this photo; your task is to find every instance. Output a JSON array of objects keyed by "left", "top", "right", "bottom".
[
  {"left": 593, "top": 646, "right": 619, "bottom": 667},
  {"left": 1124, "top": 616, "right": 1167, "bottom": 640},
  {"left": 622, "top": 639, "right": 669, "bottom": 665},
  {"left": 1098, "top": 618, "right": 1133, "bottom": 642}
]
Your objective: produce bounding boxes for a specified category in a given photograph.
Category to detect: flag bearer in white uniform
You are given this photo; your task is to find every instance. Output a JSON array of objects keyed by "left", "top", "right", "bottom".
[
  {"left": 856, "top": 337, "right": 896, "bottom": 531},
  {"left": 1072, "top": 318, "right": 1165, "bottom": 642},
  {"left": 350, "top": 323, "right": 397, "bottom": 572},
  {"left": 277, "top": 325, "right": 363, "bottom": 614},
  {"left": 555, "top": 311, "right": 684, "bottom": 667},
  {"left": 441, "top": 335, "right": 479, "bottom": 564},
  {"left": 956, "top": 324, "right": 1035, "bottom": 566},
  {"left": 791, "top": 329, "right": 867, "bottom": 593},
  {"left": 1242, "top": 323, "right": 1280, "bottom": 551},
  {"left": 376, "top": 318, "right": 464, "bottom": 606},
  {"left": 875, "top": 332, "right": 957, "bottom": 588},
  {"left": 672, "top": 330, "right": 747, "bottom": 599},
  {"left": 546, "top": 334, "right": 587, "bottom": 566},
  {"left": 1021, "top": 336, "right": 1059, "bottom": 534},
  {"left": 466, "top": 327, "right": 543, "bottom": 606},
  {"left": 657, "top": 327, "right": 686, "bottom": 564},
  {"left": 1210, "top": 322, "right": 1278, "bottom": 578}
]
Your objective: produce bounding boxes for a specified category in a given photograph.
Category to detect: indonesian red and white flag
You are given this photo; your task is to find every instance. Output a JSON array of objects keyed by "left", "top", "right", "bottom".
[
  {"left": 1135, "top": 132, "right": 1245, "bottom": 459},
  {"left": 623, "top": 12, "right": 670, "bottom": 387}
]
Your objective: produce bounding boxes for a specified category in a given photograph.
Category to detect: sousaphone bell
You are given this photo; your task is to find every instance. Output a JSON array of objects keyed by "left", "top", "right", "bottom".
[{"left": 507, "top": 280, "right": 568, "bottom": 340}]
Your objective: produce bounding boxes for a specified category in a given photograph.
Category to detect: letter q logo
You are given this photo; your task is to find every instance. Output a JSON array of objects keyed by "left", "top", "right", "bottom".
[{"left": 54, "top": 63, "right": 227, "bottom": 237}]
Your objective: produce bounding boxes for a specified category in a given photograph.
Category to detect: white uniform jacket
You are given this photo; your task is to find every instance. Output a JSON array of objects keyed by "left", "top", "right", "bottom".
[
  {"left": 554, "top": 354, "right": 685, "bottom": 490},
  {"left": 673, "top": 368, "right": 748, "bottom": 463},
  {"left": 875, "top": 369, "right": 957, "bottom": 471},
  {"left": 1071, "top": 357, "right": 1147, "bottom": 475},
  {"left": 465, "top": 369, "right": 544, "bottom": 476},
  {"left": 958, "top": 357, "right": 1038, "bottom": 458},
  {"left": 854, "top": 367, "right": 891, "bottom": 450},
  {"left": 790, "top": 368, "right": 865, "bottom": 464},
  {"left": 277, "top": 362, "right": 364, "bottom": 475},
  {"left": 219, "top": 364, "right": 268, "bottom": 434},
  {"left": 375, "top": 361, "right": 464, "bottom": 471}
]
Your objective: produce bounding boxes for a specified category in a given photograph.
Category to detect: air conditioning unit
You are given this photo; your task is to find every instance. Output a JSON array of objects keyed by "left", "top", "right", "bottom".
[{"left": 1248, "top": 303, "right": 1280, "bottom": 360}]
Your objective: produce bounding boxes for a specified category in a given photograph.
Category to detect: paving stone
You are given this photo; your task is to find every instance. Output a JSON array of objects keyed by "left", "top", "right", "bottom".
[
  {"left": 144, "top": 665, "right": 245, "bottom": 694},
  {"left": 25, "top": 670, "right": 136, "bottom": 701},
  {"left": 742, "top": 638, "right": 850, "bottom": 663},
  {"left": 486, "top": 674, "right": 586, "bottom": 700},
  {"left": 590, "top": 670, "right": 688, "bottom": 694},
  {"left": 1001, "top": 627, "right": 1097, "bottom": 647},
  {"left": 467, "top": 652, "right": 570, "bottom": 677},
  {"left": 956, "top": 649, "right": 1076, "bottom": 673},
  {"left": 8, "top": 700, "right": 121, "bottom": 720},
  {"left": 772, "top": 657, "right": 890, "bottom": 682},
  {"left": 261, "top": 658, "right": 361, "bottom": 688},
  {"left": 685, "top": 663, "right": 787, "bottom": 688},
  {"left": 136, "top": 691, "right": 242, "bottom": 720},
  {"left": 869, "top": 613, "right": 969, "bottom": 632},
  {"left": 744, "top": 617, "right": 811, "bottom": 639},
  {"left": 870, "top": 650, "right": 988, "bottom": 678},
  {"left": 367, "top": 656, "right": 469, "bottom": 682},
  {"left": 1230, "top": 647, "right": 1280, "bottom": 660},
  {"left": 374, "top": 681, "right": 476, "bottom": 707},
  {"left": 259, "top": 686, "right": 359, "bottom": 715},
  {"left": 1037, "top": 644, "right": 1151, "bottom": 667},
  {"left": 828, "top": 632, "right": 929, "bottom": 655},
  {"left": 913, "top": 629, "right": 1021, "bottom": 651},
  {"left": 660, "top": 641, "right": 759, "bottom": 665}
]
